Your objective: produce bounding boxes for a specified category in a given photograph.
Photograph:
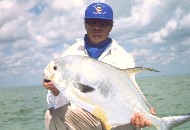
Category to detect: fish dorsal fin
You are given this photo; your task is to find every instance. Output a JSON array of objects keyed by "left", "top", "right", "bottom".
[
  {"left": 97, "top": 59, "right": 159, "bottom": 76},
  {"left": 123, "top": 67, "right": 159, "bottom": 76}
]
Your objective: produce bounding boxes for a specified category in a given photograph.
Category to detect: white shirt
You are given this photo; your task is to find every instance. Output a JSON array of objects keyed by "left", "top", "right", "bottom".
[{"left": 46, "top": 38, "right": 136, "bottom": 109}]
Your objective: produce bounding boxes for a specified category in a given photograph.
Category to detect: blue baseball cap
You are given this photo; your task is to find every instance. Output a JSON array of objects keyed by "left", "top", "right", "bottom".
[{"left": 85, "top": 3, "right": 113, "bottom": 21}]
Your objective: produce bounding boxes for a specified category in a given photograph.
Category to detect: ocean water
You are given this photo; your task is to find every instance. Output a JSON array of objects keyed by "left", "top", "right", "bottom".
[
  {"left": 137, "top": 74, "right": 190, "bottom": 130},
  {"left": 0, "top": 74, "right": 190, "bottom": 130},
  {"left": 0, "top": 86, "right": 47, "bottom": 130}
]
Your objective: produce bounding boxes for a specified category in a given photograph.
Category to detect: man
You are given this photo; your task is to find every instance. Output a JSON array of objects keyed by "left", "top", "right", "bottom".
[{"left": 43, "top": 2, "right": 154, "bottom": 130}]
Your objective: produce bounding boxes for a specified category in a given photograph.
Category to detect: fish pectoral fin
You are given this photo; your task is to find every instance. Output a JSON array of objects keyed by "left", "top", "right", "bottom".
[
  {"left": 65, "top": 87, "right": 95, "bottom": 113},
  {"left": 123, "top": 67, "right": 159, "bottom": 76},
  {"left": 75, "top": 82, "right": 95, "bottom": 93}
]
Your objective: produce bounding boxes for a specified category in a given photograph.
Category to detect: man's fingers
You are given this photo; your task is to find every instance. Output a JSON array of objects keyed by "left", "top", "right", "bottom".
[
  {"left": 131, "top": 112, "right": 152, "bottom": 128},
  {"left": 145, "top": 119, "right": 152, "bottom": 127},
  {"left": 43, "top": 80, "right": 60, "bottom": 96},
  {"left": 43, "top": 81, "right": 54, "bottom": 90},
  {"left": 134, "top": 117, "right": 140, "bottom": 127},
  {"left": 130, "top": 113, "right": 136, "bottom": 125},
  {"left": 131, "top": 113, "right": 140, "bottom": 127},
  {"left": 139, "top": 115, "right": 146, "bottom": 127}
]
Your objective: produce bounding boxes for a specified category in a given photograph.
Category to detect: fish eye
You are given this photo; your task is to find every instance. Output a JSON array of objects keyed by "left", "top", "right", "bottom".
[{"left": 53, "top": 65, "right": 58, "bottom": 70}]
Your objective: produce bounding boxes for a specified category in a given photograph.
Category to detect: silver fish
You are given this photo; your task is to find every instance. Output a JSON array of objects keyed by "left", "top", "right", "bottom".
[{"left": 44, "top": 55, "right": 190, "bottom": 130}]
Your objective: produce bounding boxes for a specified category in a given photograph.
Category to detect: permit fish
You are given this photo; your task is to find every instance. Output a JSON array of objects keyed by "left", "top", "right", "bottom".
[{"left": 44, "top": 55, "right": 190, "bottom": 130}]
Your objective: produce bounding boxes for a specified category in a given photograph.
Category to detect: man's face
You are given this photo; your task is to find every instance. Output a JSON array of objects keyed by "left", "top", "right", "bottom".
[{"left": 85, "top": 19, "right": 113, "bottom": 44}]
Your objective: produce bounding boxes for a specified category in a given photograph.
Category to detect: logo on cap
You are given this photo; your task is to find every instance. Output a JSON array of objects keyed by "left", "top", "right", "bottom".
[
  {"left": 93, "top": 4, "right": 106, "bottom": 14},
  {"left": 85, "top": 3, "right": 113, "bottom": 20}
]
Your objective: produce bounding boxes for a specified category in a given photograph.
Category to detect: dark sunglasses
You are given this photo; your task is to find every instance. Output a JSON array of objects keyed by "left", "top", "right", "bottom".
[{"left": 85, "top": 19, "right": 113, "bottom": 28}]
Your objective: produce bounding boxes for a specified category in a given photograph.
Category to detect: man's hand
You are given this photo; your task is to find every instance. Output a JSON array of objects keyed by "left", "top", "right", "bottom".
[
  {"left": 43, "top": 79, "right": 60, "bottom": 96},
  {"left": 130, "top": 112, "right": 152, "bottom": 128}
]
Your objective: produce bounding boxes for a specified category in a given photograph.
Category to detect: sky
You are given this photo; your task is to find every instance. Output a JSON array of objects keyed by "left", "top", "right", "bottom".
[{"left": 0, "top": 0, "right": 190, "bottom": 87}]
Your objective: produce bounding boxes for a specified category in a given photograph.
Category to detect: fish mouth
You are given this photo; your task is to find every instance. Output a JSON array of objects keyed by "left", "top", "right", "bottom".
[{"left": 44, "top": 79, "right": 51, "bottom": 83}]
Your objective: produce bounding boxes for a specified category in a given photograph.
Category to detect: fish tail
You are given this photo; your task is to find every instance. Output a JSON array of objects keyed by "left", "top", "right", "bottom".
[{"left": 154, "top": 113, "right": 190, "bottom": 130}]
